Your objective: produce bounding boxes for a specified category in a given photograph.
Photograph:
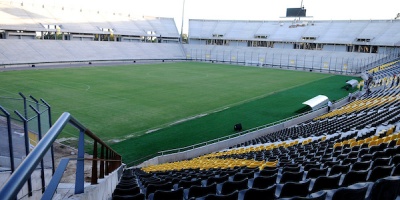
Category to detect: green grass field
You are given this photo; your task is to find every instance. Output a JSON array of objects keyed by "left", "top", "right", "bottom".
[{"left": 0, "top": 62, "right": 359, "bottom": 163}]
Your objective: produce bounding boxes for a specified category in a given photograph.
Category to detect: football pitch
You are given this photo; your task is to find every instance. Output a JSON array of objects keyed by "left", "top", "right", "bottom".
[{"left": 0, "top": 62, "right": 358, "bottom": 163}]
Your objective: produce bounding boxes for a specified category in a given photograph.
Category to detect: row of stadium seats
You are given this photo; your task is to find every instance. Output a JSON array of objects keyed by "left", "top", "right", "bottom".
[{"left": 112, "top": 166, "right": 400, "bottom": 199}]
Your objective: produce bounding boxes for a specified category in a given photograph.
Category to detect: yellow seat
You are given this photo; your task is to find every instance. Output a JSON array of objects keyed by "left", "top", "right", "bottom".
[
  {"left": 376, "top": 138, "right": 384, "bottom": 145},
  {"left": 369, "top": 140, "right": 378, "bottom": 147},
  {"left": 383, "top": 137, "right": 391, "bottom": 143},
  {"left": 350, "top": 141, "right": 358, "bottom": 148},
  {"left": 348, "top": 139, "right": 356, "bottom": 143},
  {"left": 333, "top": 143, "right": 341, "bottom": 150}
]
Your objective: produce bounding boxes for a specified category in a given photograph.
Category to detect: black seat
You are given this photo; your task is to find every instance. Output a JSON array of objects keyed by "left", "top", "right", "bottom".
[
  {"left": 142, "top": 178, "right": 165, "bottom": 187},
  {"left": 340, "top": 170, "right": 368, "bottom": 187},
  {"left": 112, "top": 193, "right": 145, "bottom": 200},
  {"left": 371, "top": 151, "right": 387, "bottom": 160},
  {"left": 279, "top": 179, "right": 311, "bottom": 198},
  {"left": 232, "top": 171, "right": 254, "bottom": 181},
  {"left": 206, "top": 175, "right": 229, "bottom": 186},
  {"left": 146, "top": 182, "right": 173, "bottom": 198},
  {"left": 336, "top": 154, "right": 348, "bottom": 161},
  {"left": 199, "top": 190, "right": 238, "bottom": 200},
  {"left": 347, "top": 151, "right": 359, "bottom": 158},
  {"left": 367, "top": 166, "right": 393, "bottom": 182},
  {"left": 387, "top": 140, "right": 397, "bottom": 148},
  {"left": 306, "top": 167, "right": 328, "bottom": 179},
  {"left": 219, "top": 178, "right": 248, "bottom": 195},
  {"left": 151, "top": 188, "right": 183, "bottom": 200},
  {"left": 303, "top": 164, "right": 322, "bottom": 171},
  {"left": 280, "top": 191, "right": 327, "bottom": 200},
  {"left": 331, "top": 184, "right": 368, "bottom": 200},
  {"left": 116, "top": 184, "right": 139, "bottom": 190},
  {"left": 377, "top": 143, "right": 387, "bottom": 151},
  {"left": 113, "top": 187, "right": 141, "bottom": 196},
  {"left": 328, "top": 164, "right": 350, "bottom": 176},
  {"left": 357, "top": 148, "right": 369, "bottom": 157},
  {"left": 390, "top": 154, "right": 400, "bottom": 166},
  {"left": 342, "top": 158, "right": 358, "bottom": 165},
  {"left": 323, "top": 161, "right": 340, "bottom": 168},
  {"left": 310, "top": 173, "right": 341, "bottom": 193},
  {"left": 220, "top": 169, "right": 240, "bottom": 177},
  {"left": 256, "top": 168, "right": 278, "bottom": 177},
  {"left": 393, "top": 164, "right": 400, "bottom": 176},
  {"left": 351, "top": 161, "right": 371, "bottom": 171},
  {"left": 279, "top": 171, "right": 304, "bottom": 184},
  {"left": 250, "top": 174, "right": 277, "bottom": 189},
  {"left": 368, "top": 146, "right": 381, "bottom": 154},
  {"left": 342, "top": 148, "right": 351, "bottom": 154},
  {"left": 368, "top": 176, "right": 400, "bottom": 200},
  {"left": 384, "top": 147, "right": 397, "bottom": 157},
  {"left": 360, "top": 154, "right": 373, "bottom": 162},
  {"left": 238, "top": 184, "right": 276, "bottom": 200},
  {"left": 177, "top": 179, "right": 202, "bottom": 189},
  {"left": 282, "top": 166, "right": 301, "bottom": 173},
  {"left": 371, "top": 158, "right": 391, "bottom": 169},
  {"left": 186, "top": 183, "right": 217, "bottom": 199}
]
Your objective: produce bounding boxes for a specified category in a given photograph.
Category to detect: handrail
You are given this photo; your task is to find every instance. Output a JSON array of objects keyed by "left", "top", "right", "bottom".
[{"left": 0, "top": 112, "right": 122, "bottom": 200}]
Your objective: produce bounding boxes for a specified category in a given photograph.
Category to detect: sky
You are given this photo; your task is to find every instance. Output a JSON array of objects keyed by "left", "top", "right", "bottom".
[{"left": 7, "top": 0, "right": 400, "bottom": 33}]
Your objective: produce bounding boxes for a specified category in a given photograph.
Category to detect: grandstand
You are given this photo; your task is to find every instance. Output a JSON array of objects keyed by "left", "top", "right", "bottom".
[
  {"left": 113, "top": 61, "right": 400, "bottom": 200},
  {"left": 0, "top": 0, "right": 400, "bottom": 199}
]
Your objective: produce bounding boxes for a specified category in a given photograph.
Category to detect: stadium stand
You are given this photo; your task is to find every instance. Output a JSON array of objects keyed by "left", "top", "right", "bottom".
[
  {"left": 0, "top": 0, "right": 185, "bottom": 66},
  {"left": 183, "top": 44, "right": 390, "bottom": 74},
  {"left": 109, "top": 61, "right": 400, "bottom": 199},
  {"left": 186, "top": 19, "right": 400, "bottom": 74},
  {"left": 0, "top": 1, "right": 180, "bottom": 42},
  {"left": 188, "top": 20, "right": 400, "bottom": 49},
  {"left": 1, "top": 1, "right": 400, "bottom": 199},
  {"left": 0, "top": 40, "right": 185, "bottom": 64}
]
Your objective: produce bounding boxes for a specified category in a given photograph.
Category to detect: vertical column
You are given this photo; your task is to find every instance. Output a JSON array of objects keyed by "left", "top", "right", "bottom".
[
  {"left": 29, "top": 105, "right": 46, "bottom": 193},
  {"left": 0, "top": 107, "right": 15, "bottom": 172},
  {"left": 14, "top": 111, "right": 32, "bottom": 196},
  {"left": 75, "top": 131, "right": 85, "bottom": 194},
  {"left": 91, "top": 141, "right": 98, "bottom": 184},
  {"left": 105, "top": 149, "right": 109, "bottom": 175},
  {"left": 41, "top": 98, "right": 55, "bottom": 174},
  {"left": 99, "top": 145, "right": 104, "bottom": 179}
]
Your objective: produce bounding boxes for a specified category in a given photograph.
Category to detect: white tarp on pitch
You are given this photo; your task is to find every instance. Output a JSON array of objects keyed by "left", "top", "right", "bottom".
[
  {"left": 346, "top": 79, "right": 359, "bottom": 88},
  {"left": 302, "top": 95, "right": 329, "bottom": 111}
]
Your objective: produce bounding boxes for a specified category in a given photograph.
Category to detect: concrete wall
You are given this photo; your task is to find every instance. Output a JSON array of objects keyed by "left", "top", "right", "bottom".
[{"left": 58, "top": 165, "right": 124, "bottom": 200}]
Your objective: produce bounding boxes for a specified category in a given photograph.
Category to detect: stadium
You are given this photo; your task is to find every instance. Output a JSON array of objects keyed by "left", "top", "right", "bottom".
[{"left": 0, "top": 0, "right": 400, "bottom": 199}]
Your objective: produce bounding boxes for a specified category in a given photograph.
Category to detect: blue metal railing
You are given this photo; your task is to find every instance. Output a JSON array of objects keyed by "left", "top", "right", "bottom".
[{"left": 0, "top": 112, "right": 122, "bottom": 200}]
